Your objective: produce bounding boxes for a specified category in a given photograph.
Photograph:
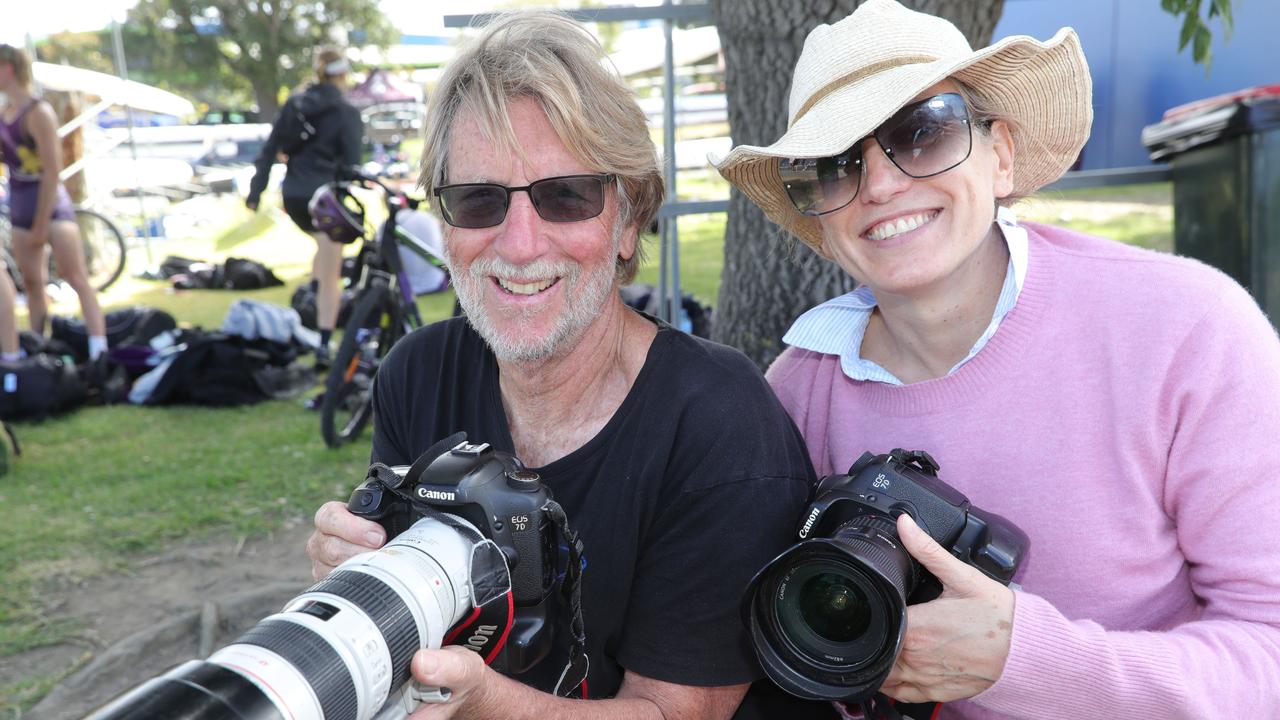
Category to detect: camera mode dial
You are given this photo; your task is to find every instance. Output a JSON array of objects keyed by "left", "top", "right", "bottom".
[{"left": 506, "top": 469, "right": 542, "bottom": 493}]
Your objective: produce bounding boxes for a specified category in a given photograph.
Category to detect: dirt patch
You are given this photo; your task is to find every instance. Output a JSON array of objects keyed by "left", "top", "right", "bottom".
[{"left": 1, "top": 518, "right": 317, "bottom": 719}]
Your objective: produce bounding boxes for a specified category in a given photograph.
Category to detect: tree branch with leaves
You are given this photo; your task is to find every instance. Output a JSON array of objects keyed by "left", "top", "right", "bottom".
[{"left": 1162, "top": 0, "right": 1234, "bottom": 69}]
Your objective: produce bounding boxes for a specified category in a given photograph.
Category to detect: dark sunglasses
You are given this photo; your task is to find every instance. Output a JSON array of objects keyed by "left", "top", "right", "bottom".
[
  {"left": 433, "top": 173, "right": 615, "bottom": 229},
  {"left": 779, "top": 93, "right": 986, "bottom": 217}
]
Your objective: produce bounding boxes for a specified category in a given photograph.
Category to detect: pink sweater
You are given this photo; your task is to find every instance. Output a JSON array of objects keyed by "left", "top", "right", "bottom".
[{"left": 766, "top": 223, "right": 1280, "bottom": 718}]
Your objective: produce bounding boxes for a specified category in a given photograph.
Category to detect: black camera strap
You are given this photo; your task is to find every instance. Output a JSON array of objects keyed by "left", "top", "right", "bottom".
[
  {"left": 542, "top": 499, "right": 589, "bottom": 698},
  {"left": 404, "top": 431, "right": 468, "bottom": 486}
]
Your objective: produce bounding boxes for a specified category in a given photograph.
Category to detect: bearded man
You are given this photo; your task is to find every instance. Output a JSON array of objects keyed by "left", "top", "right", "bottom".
[{"left": 305, "top": 10, "right": 818, "bottom": 720}]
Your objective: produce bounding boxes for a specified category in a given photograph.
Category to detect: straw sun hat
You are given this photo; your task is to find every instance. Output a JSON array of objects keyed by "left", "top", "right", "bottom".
[{"left": 711, "top": 0, "right": 1093, "bottom": 252}]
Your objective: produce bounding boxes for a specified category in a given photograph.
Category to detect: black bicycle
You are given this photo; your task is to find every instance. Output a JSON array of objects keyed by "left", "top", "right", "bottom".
[{"left": 319, "top": 171, "right": 458, "bottom": 448}]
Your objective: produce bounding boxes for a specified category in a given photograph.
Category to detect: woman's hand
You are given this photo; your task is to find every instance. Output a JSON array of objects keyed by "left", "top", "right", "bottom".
[
  {"left": 305, "top": 500, "right": 386, "bottom": 580},
  {"left": 880, "top": 514, "right": 1015, "bottom": 704}
]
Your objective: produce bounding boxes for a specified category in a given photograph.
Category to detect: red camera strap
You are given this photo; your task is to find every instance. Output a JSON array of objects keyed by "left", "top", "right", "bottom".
[{"left": 443, "top": 590, "right": 515, "bottom": 664}]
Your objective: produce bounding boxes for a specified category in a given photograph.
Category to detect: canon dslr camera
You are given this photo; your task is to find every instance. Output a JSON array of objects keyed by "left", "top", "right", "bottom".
[
  {"left": 90, "top": 432, "right": 584, "bottom": 720},
  {"left": 743, "top": 449, "right": 1029, "bottom": 705}
]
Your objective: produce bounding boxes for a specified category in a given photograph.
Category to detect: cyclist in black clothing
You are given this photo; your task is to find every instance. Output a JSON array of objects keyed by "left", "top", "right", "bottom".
[{"left": 246, "top": 46, "right": 363, "bottom": 366}]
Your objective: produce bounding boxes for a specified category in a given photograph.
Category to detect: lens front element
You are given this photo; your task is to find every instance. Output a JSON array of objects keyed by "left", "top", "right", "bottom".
[
  {"left": 797, "top": 571, "right": 871, "bottom": 643},
  {"left": 772, "top": 557, "right": 889, "bottom": 671}
]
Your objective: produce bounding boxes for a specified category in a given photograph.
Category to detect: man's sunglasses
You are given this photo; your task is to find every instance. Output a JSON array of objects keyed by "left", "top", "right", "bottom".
[
  {"left": 779, "top": 93, "right": 985, "bottom": 217},
  {"left": 433, "top": 173, "right": 615, "bottom": 229}
]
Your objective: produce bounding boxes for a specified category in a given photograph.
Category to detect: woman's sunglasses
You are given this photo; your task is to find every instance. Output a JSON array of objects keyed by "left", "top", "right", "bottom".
[
  {"left": 779, "top": 93, "right": 985, "bottom": 217},
  {"left": 433, "top": 173, "right": 615, "bottom": 229}
]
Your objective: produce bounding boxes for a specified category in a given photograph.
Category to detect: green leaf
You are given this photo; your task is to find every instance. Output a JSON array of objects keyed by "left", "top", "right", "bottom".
[
  {"left": 1211, "top": 0, "right": 1235, "bottom": 38},
  {"left": 1178, "top": 12, "right": 1200, "bottom": 51},
  {"left": 1193, "top": 24, "right": 1213, "bottom": 65},
  {"left": 1160, "top": 0, "right": 1182, "bottom": 13}
]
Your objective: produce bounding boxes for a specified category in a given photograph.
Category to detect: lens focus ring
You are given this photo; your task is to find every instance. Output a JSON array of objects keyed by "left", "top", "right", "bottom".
[{"left": 827, "top": 525, "right": 910, "bottom": 604}]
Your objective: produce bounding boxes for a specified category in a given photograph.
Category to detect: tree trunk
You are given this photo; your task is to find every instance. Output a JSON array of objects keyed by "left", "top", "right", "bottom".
[
  {"left": 254, "top": 80, "right": 282, "bottom": 122},
  {"left": 709, "top": 0, "right": 1005, "bottom": 370}
]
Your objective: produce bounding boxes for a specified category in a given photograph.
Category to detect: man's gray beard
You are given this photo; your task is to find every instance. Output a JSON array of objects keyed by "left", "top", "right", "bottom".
[{"left": 443, "top": 225, "right": 622, "bottom": 364}]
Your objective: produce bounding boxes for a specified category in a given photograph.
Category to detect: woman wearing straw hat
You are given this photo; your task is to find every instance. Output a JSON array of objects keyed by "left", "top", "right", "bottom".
[{"left": 714, "top": 1, "right": 1280, "bottom": 717}]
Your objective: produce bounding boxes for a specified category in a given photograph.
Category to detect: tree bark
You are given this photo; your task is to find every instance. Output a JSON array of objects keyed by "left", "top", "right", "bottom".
[{"left": 709, "top": 0, "right": 1005, "bottom": 370}]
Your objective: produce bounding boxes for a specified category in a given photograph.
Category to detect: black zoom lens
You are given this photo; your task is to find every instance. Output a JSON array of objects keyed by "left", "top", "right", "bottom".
[{"left": 747, "top": 514, "right": 915, "bottom": 702}]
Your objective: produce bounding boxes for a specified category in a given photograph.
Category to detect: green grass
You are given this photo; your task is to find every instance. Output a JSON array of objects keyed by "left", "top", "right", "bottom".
[
  {"left": 1020, "top": 183, "right": 1173, "bottom": 252},
  {"left": 0, "top": 194, "right": 461, "bottom": 712},
  {"left": 0, "top": 182, "right": 1174, "bottom": 715},
  {"left": 631, "top": 215, "right": 728, "bottom": 308}
]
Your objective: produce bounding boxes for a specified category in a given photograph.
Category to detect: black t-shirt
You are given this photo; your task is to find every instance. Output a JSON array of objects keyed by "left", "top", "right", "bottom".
[{"left": 370, "top": 315, "right": 816, "bottom": 701}]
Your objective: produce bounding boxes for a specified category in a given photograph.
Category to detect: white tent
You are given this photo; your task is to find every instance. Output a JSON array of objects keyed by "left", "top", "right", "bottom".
[
  {"left": 32, "top": 61, "right": 195, "bottom": 118},
  {"left": 31, "top": 60, "right": 196, "bottom": 264}
]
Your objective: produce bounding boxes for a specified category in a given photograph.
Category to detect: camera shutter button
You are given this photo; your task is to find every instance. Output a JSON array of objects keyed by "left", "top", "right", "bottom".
[{"left": 506, "top": 469, "right": 541, "bottom": 492}]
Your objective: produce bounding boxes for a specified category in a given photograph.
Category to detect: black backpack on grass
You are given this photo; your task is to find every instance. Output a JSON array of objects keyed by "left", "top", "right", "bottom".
[
  {"left": 290, "top": 281, "right": 355, "bottom": 331},
  {"left": 50, "top": 307, "right": 177, "bottom": 363},
  {"left": 0, "top": 354, "right": 89, "bottom": 421}
]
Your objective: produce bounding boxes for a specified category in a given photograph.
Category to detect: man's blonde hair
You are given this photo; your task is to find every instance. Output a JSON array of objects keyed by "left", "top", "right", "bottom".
[{"left": 419, "top": 10, "right": 663, "bottom": 283}]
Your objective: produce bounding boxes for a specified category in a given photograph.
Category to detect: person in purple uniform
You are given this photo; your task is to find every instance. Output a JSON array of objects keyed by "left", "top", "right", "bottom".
[
  {"left": 712, "top": 1, "right": 1280, "bottom": 718},
  {"left": 0, "top": 44, "right": 106, "bottom": 359}
]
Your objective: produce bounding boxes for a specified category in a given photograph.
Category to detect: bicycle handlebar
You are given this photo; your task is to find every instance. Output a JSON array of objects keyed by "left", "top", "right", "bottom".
[{"left": 340, "top": 167, "right": 422, "bottom": 212}]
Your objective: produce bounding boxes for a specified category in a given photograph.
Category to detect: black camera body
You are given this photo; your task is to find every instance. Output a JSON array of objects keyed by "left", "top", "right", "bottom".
[
  {"left": 802, "top": 449, "right": 1027, "bottom": 593},
  {"left": 348, "top": 433, "right": 560, "bottom": 674},
  {"left": 744, "top": 449, "right": 1029, "bottom": 704}
]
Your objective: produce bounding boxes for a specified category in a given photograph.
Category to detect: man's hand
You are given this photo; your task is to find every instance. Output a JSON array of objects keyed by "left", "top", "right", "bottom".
[
  {"left": 880, "top": 513, "right": 1015, "bottom": 704},
  {"left": 245, "top": 197, "right": 259, "bottom": 211},
  {"left": 305, "top": 500, "right": 386, "bottom": 580},
  {"left": 407, "top": 647, "right": 497, "bottom": 720}
]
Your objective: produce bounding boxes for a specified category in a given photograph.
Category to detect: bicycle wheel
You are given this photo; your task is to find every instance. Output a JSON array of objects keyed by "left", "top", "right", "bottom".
[
  {"left": 320, "top": 284, "right": 404, "bottom": 448},
  {"left": 68, "top": 208, "right": 127, "bottom": 292},
  {"left": 0, "top": 214, "right": 20, "bottom": 294}
]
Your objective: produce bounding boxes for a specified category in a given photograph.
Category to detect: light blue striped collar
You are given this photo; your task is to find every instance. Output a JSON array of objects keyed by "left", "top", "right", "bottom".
[{"left": 782, "top": 207, "right": 1028, "bottom": 385}]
